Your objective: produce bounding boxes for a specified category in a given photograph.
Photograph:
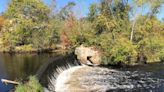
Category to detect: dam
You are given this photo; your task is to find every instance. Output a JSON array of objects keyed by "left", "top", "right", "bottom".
[{"left": 38, "top": 53, "right": 164, "bottom": 92}]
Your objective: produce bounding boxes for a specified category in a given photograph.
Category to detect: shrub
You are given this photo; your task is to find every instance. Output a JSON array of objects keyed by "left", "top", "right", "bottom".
[
  {"left": 101, "top": 37, "right": 137, "bottom": 65},
  {"left": 15, "top": 76, "right": 43, "bottom": 92}
]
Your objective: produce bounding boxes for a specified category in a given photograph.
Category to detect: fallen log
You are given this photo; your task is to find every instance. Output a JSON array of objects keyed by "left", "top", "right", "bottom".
[{"left": 1, "top": 79, "right": 19, "bottom": 85}]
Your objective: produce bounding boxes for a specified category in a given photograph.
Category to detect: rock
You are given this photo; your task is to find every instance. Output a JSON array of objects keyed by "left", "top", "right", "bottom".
[{"left": 75, "top": 45, "right": 102, "bottom": 65}]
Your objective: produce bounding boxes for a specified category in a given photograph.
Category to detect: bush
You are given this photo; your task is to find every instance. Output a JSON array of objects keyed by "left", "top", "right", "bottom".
[
  {"left": 101, "top": 37, "right": 137, "bottom": 65},
  {"left": 15, "top": 44, "right": 36, "bottom": 52},
  {"left": 137, "top": 36, "right": 164, "bottom": 62},
  {"left": 15, "top": 76, "right": 43, "bottom": 92}
]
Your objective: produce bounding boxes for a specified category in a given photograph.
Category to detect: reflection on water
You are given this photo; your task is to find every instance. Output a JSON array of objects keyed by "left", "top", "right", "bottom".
[
  {"left": 0, "top": 53, "right": 57, "bottom": 92},
  {"left": 0, "top": 56, "right": 13, "bottom": 92}
]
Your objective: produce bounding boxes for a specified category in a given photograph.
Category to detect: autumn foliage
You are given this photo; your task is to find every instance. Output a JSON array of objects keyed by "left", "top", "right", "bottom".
[
  {"left": 0, "top": 16, "right": 5, "bottom": 31},
  {"left": 0, "top": 0, "right": 164, "bottom": 65}
]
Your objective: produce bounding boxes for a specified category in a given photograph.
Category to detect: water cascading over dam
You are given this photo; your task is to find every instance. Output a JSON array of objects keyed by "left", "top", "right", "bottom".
[{"left": 47, "top": 63, "right": 164, "bottom": 92}]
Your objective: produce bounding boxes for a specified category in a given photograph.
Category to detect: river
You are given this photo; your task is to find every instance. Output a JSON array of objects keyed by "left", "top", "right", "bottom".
[
  {"left": 0, "top": 53, "right": 164, "bottom": 92},
  {"left": 0, "top": 53, "right": 58, "bottom": 92}
]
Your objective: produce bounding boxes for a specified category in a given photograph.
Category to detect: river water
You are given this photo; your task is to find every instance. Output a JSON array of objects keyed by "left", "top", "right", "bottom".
[
  {"left": 0, "top": 53, "right": 164, "bottom": 92},
  {"left": 0, "top": 53, "right": 58, "bottom": 92}
]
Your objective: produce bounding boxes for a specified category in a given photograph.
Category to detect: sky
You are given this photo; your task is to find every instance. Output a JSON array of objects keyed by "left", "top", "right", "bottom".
[
  {"left": 44, "top": 0, "right": 99, "bottom": 18},
  {"left": 0, "top": 0, "right": 8, "bottom": 13},
  {"left": 0, "top": 0, "right": 99, "bottom": 17},
  {"left": 0, "top": 0, "right": 163, "bottom": 20}
]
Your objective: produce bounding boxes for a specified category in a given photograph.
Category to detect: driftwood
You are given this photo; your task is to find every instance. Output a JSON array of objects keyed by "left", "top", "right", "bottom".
[{"left": 1, "top": 79, "right": 19, "bottom": 85}]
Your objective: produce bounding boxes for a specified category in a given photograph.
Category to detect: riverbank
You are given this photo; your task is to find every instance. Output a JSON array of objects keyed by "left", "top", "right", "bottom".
[{"left": 0, "top": 45, "right": 73, "bottom": 54}]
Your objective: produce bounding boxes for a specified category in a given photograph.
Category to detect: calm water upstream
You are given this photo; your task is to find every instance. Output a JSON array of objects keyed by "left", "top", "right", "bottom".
[{"left": 0, "top": 53, "right": 58, "bottom": 92}]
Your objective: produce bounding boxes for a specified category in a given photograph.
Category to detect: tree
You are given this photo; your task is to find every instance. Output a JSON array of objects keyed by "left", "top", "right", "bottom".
[
  {"left": 1, "top": 0, "right": 57, "bottom": 51},
  {"left": 130, "top": 0, "right": 164, "bottom": 41},
  {"left": 58, "top": 2, "right": 76, "bottom": 20},
  {"left": 0, "top": 16, "right": 5, "bottom": 31},
  {"left": 86, "top": 0, "right": 164, "bottom": 64},
  {"left": 88, "top": 3, "right": 98, "bottom": 22},
  {"left": 134, "top": 15, "right": 164, "bottom": 62}
]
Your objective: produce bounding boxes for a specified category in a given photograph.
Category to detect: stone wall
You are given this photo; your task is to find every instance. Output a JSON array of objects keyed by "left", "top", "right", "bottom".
[{"left": 75, "top": 45, "right": 102, "bottom": 65}]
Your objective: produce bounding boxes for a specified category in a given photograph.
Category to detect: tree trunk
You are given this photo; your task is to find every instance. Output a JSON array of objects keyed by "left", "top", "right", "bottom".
[{"left": 130, "top": 20, "right": 136, "bottom": 41}]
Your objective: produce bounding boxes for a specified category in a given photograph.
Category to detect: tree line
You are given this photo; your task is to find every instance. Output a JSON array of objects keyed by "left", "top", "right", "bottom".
[{"left": 0, "top": 0, "right": 164, "bottom": 65}]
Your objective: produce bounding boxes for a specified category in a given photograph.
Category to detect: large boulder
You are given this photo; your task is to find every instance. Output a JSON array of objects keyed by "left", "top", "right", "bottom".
[{"left": 75, "top": 45, "right": 102, "bottom": 65}]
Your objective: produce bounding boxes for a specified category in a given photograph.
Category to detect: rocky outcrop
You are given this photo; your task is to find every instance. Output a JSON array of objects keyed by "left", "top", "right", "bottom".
[{"left": 75, "top": 45, "right": 102, "bottom": 65}]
